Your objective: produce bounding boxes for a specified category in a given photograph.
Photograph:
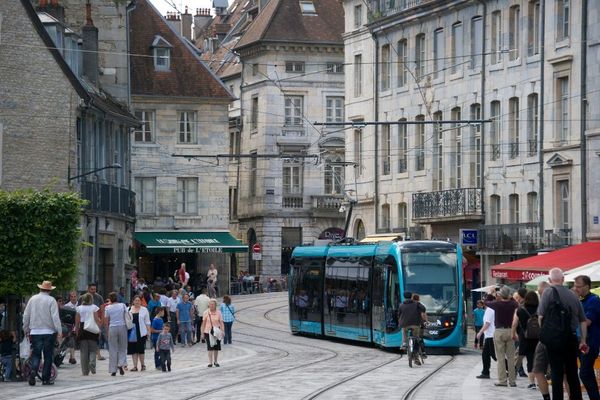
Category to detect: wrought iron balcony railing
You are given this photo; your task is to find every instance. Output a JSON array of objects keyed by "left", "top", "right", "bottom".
[
  {"left": 479, "top": 223, "right": 541, "bottom": 252},
  {"left": 398, "top": 158, "right": 407, "bottom": 173},
  {"left": 80, "top": 181, "right": 136, "bottom": 218},
  {"left": 509, "top": 142, "right": 519, "bottom": 159},
  {"left": 491, "top": 144, "right": 500, "bottom": 161},
  {"left": 544, "top": 228, "right": 572, "bottom": 248},
  {"left": 412, "top": 187, "right": 482, "bottom": 221},
  {"left": 528, "top": 140, "right": 537, "bottom": 156}
]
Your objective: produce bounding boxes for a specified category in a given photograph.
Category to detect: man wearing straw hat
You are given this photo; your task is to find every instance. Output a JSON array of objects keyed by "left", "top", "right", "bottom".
[{"left": 23, "top": 280, "right": 62, "bottom": 386}]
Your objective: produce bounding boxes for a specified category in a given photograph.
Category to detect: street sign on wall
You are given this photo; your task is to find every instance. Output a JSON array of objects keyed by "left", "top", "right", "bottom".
[
  {"left": 460, "top": 229, "right": 478, "bottom": 246},
  {"left": 252, "top": 243, "right": 262, "bottom": 260}
]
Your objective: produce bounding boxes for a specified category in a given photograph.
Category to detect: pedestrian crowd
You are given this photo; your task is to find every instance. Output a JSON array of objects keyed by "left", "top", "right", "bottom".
[
  {"left": 0, "top": 262, "right": 237, "bottom": 385},
  {"left": 473, "top": 267, "right": 600, "bottom": 400}
]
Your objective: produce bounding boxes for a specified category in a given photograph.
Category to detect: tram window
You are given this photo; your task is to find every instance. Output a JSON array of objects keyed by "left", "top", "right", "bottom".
[
  {"left": 290, "top": 259, "right": 324, "bottom": 323},
  {"left": 325, "top": 265, "right": 371, "bottom": 329},
  {"left": 402, "top": 251, "right": 458, "bottom": 314}
]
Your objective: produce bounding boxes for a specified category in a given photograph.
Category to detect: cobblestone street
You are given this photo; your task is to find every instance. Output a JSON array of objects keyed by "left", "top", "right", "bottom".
[{"left": 1, "top": 292, "right": 557, "bottom": 399}]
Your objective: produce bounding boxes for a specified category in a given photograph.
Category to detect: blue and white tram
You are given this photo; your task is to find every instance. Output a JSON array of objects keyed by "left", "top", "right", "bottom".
[{"left": 288, "top": 240, "right": 466, "bottom": 352}]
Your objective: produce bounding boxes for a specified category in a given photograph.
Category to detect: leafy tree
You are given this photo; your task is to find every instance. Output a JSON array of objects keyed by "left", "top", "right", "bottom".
[{"left": 0, "top": 190, "right": 84, "bottom": 297}]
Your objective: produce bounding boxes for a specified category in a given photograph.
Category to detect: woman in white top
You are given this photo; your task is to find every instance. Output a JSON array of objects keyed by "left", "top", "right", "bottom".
[
  {"left": 75, "top": 293, "right": 101, "bottom": 376},
  {"left": 127, "top": 295, "right": 151, "bottom": 371},
  {"left": 104, "top": 292, "right": 128, "bottom": 376}
]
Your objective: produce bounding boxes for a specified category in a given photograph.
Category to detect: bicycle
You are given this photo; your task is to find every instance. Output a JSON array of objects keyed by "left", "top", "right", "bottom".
[{"left": 405, "top": 327, "right": 424, "bottom": 368}]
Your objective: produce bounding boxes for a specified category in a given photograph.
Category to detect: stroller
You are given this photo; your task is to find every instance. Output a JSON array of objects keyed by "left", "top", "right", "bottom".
[{"left": 18, "top": 307, "right": 76, "bottom": 383}]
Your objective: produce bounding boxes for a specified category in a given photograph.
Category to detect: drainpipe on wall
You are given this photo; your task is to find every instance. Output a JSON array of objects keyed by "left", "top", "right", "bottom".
[
  {"left": 580, "top": 0, "right": 588, "bottom": 242},
  {"left": 538, "top": 0, "right": 546, "bottom": 240},
  {"left": 373, "top": 35, "right": 380, "bottom": 234},
  {"left": 475, "top": 0, "right": 486, "bottom": 286}
]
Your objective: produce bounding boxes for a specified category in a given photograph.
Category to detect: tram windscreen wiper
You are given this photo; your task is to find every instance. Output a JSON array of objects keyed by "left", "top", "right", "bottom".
[{"left": 437, "top": 293, "right": 457, "bottom": 315}]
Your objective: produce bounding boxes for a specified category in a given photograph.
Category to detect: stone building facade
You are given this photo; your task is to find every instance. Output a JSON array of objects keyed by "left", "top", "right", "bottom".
[
  {"left": 342, "top": 0, "right": 599, "bottom": 285},
  {"left": 129, "top": 0, "right": 242, "bottom": 293},
  {"left": 230, "top": 0, "right": 347, "bottom": 278},
  {"left": 1, "top": 0, "right": 138, "bottom": 295}
]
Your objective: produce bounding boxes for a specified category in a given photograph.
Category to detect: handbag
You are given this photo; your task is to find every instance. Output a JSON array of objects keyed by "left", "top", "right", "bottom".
[
  {"left": 128, "top": 326, "right": 138, "bottom": 342},
  {"left": 83, "top": 310, "right": 100, "bottom": 334},
  {"left": 124, "top": 305, "right": 133, "bottom": 330}
]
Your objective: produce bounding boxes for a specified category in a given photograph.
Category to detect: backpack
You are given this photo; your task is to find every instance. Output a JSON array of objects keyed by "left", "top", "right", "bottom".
[
  {"left": 520, "top": 307, "right": 540, "bottom": 340},
  {"left": 539, "top": 287, "right": 572, "bottom": 351}
]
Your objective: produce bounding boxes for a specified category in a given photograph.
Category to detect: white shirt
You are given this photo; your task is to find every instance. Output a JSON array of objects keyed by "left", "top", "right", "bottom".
[
  {"left": 482, "top": 307, "right": 496, "bottom": 339},
  {"left": 159, "top": 294, "right": 169, "bottom": 307},
  {"left": 63, "top": 301, "right": 77, "bottom": 310},
  {"left": 23, "top": 292, "right": 62, "bottom": 335},
  {"left": 105, "top": 303, "right": 127, "bottom": 327},
  {"left": 76, "top": 304, "right": 99, "bottom": 326},
  {"left": 167, "top": 297, "right": 180, "bottom": 312}
]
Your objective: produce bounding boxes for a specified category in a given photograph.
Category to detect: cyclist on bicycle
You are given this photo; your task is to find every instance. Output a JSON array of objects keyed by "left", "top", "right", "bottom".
[{"left": 398, "top": 291, "right": 426, "bottom": 365}]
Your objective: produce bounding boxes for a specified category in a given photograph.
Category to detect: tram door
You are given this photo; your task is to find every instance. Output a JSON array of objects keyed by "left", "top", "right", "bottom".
[{"left": 372, "top": 263, "right": 401, "bottom": 347}]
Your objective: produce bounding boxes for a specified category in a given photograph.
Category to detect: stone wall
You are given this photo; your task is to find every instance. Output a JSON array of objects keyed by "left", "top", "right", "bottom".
[{"left": 0, "top": 0, "right": 79, "bottom": 191}]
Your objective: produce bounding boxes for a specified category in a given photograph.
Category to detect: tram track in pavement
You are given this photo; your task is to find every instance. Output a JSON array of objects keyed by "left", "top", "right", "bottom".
[{"left": 401, "top": 356, "right": 456, "bottom": 400}]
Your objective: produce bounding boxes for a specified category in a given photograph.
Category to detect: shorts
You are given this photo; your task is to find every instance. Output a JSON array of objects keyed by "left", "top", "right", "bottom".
[{"left": 532, "top": 341, "right": 549, "bottom": 373}]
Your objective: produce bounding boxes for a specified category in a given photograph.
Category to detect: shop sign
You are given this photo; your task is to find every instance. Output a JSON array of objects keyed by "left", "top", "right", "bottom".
[
  {"left": 173, "top": 247, "right": 223, "bottom": 253},
  {"left": 459, "top": 229, "right": 478, "bottom": 246},
  {"left": 491, "top": 269, "right": 547, "bottom": 281},
  {"left": 319, "top": 227, "right": 345, "bottom": 241}
]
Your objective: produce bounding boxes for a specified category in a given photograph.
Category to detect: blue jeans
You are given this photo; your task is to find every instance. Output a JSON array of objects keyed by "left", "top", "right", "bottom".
[
  {"left": 580, "top": 345, "right": 600, "bottom": 400},
  {"left": 152, "top": 338, "right": 160, "bottom": 368},
  {"left": 1, "top": 355, "right": 12, "bottom": 380},
  {"left": 223, "top": 321, "right": 233, "bottom": 344},
  {"left": 30, "top": 334, "right": 56, "bottom": 381},
  {"left": 178, "top": 321, "right": 192, "bottom": 345}
]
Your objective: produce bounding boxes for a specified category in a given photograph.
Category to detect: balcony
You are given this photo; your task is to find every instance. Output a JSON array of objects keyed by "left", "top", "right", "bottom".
[
  {"left": 282, "top": 194, "right": 303, "bottom": 209},
  {"left": 412, "top": 188, "right": 482, "bottom": 223},
  {"left": 311, "top": 194, "right": 345, "bottom": 218},
  {"left": 509, "top": 142, "right": 519, "bottom": 159},
  {"left": 491, "top": 144, "right": 501, "bottom": 160},
  {"left": 528, "top": 140, "right": 537, "bottom": 156},
  {"left": 276, "top": 126, "right": 310, "bottom": 147},
  {"left": 545, "top": 228, "right": 572, "bottom": 249},
  {"left": 479, "top": 223, "right": 541, "bottom": 254},
  {"left": 369, "top": 0, "right": 433, "bottom": 21},
  {"left": 80, "top": 181, "right": 136, "bottom": 219}
]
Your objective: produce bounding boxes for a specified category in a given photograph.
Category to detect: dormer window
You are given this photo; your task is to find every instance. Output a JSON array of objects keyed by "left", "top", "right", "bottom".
[
  {"left": 151, "top": 35, "right": 173, "bottom": 71},
  {"left": 300, "top": 1, "right": 316, "bottom": 15}
]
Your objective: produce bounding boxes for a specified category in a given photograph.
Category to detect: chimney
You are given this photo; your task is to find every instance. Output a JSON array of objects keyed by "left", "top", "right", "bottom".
[
  {"left": 193, "top": 8, "right": 212, "bottom": 39},
  {"left": 181, "top": 6, "right": 192, "bottom": 41},
  {"left": 165, "top": 11, "right": 182, "bottom": 35},
  {"left": 38, "top": 0, "right": 65, "bottom": 23},
  {"left": 82, "top": 1, "right": 99, "bottom": 86}
]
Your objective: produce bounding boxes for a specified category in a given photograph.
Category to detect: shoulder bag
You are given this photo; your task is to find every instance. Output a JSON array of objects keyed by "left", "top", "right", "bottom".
[
  {"left": 124, "top": 304, "right": 134, "bottom": 330},
  {"left": 83, "top": 308, "right": 101, "bottom": 334}
]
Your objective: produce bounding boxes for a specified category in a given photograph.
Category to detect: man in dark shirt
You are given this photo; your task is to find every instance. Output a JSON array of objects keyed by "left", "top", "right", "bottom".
[
  {"left": 539, "top": 268, "right": 587, "bottom": 400},
  {"left": 574, "top": 274, "right": 600, "bottom": 400},
  {"left": 398, "top": 291, "right": 426, "bottom": 364},
  {"left": 486, "top": 286, "right": 518, "bottom": 387}
]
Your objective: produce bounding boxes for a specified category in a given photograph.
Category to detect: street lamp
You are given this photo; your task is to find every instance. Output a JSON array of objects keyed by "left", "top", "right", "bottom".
[{"left": 68, "top": 163, "right": 122, "bottom": 182}]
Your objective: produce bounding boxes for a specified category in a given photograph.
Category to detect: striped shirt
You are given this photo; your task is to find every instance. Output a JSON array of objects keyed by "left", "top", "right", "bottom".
[{"left": 220, "top": 303, "right": 235, "bottom": 323}]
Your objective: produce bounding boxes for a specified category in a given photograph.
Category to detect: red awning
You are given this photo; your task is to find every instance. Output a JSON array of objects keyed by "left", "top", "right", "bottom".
[{"left": 491, "top": 242, "right": 600, "bottom": 281}]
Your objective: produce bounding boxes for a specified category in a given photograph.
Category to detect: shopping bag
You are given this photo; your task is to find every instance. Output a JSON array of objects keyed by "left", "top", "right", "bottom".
[
  {"left": 128, "top": 327, "right": 137, "bottom": 342},
  {"left": 84, "top": 311, "right": 100, "bottom": 334},
  {"left": 19, "top": 336, "right": 30, "bottom": 359}
]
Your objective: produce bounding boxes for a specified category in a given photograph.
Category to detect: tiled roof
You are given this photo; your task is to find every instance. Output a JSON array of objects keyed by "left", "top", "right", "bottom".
[
  {"left": 129, "top": 0, "right": 232, "bottom": 99},
  {"left": 235, "top": 0, "right": 344, "bottom": 50}
]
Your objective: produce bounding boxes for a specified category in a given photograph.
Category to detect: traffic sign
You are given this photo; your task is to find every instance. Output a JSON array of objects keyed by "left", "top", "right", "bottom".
[{"left": 252, "top": 243, "right": 261, "bottom": 253}]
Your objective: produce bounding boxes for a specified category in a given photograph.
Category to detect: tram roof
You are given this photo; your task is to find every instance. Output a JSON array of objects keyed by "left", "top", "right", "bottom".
[{"left": 291, "top": 240, "right": 457, "bottom": 258}]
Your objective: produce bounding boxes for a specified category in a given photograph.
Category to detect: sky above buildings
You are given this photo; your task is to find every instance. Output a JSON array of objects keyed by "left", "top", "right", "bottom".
[{"left": 150, "top": 0, "right": 214, "bottom": 16}]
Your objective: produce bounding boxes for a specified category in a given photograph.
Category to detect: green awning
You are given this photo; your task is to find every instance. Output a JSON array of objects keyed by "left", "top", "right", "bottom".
[{"left": 135, "top": 231, "right": 248, "bottom": 254}]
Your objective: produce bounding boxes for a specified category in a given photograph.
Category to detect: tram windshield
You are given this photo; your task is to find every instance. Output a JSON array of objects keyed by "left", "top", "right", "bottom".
[{"left": 401, "top": 251, "right": 458, "bottom": 315}]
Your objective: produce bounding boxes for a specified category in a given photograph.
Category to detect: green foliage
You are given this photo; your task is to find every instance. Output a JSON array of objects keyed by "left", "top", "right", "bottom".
[{"left": 0, "top": 190, "right": 84, "bottom": 297}]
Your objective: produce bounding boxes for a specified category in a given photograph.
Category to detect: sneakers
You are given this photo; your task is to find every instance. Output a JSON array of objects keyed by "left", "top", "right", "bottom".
[
  {"left": 509, "top": 383, "right": 517, "bottom": 387},
  {"left": 476, "top": 374, "right": 490, "bottom": 379},
  {"left": 527, "top": 383, "right": 537, "bottom": 390},
  {"left": 494, "top": 382, "right": 507, "bottom": 387}
]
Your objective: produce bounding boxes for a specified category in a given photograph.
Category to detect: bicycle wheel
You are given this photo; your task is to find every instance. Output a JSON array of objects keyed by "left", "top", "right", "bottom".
[{"left": 407, "top": 337, "right": 414, "bottom": 368}]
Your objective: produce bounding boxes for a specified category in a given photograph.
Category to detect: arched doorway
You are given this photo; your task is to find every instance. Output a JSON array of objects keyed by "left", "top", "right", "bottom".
[
  {"left": 354, "top": 219, "right": 365, "bottom": 241},
  {"left": 247, "top": 228, "right": 257, "bottom": 275}
]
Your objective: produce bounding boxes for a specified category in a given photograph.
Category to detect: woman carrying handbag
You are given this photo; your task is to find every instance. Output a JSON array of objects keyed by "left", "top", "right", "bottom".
[
  {"left": 201, "top": 299, "right": 224, "bottom": 367},
  {"left": 75, "top": 293, "right": 101, "bottom": 375}
]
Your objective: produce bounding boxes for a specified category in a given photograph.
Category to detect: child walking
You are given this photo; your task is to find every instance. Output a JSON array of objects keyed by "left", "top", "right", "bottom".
[
  {"left": 157, "top": 323, "right": 175, "bottom": 372},
  {"left": 151, "top": 307, "right": 165, "bottom": 370}
]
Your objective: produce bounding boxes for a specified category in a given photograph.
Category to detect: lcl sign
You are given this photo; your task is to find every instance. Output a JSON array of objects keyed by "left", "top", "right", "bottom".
[{"left": 460, "top": 229, "right": 479, "bottom": 246}]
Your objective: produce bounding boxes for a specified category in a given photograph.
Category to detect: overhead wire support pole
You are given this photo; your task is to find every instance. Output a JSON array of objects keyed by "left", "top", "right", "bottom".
[{"left": 312, "top": 119, "right": 493, "bottom": 126}]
